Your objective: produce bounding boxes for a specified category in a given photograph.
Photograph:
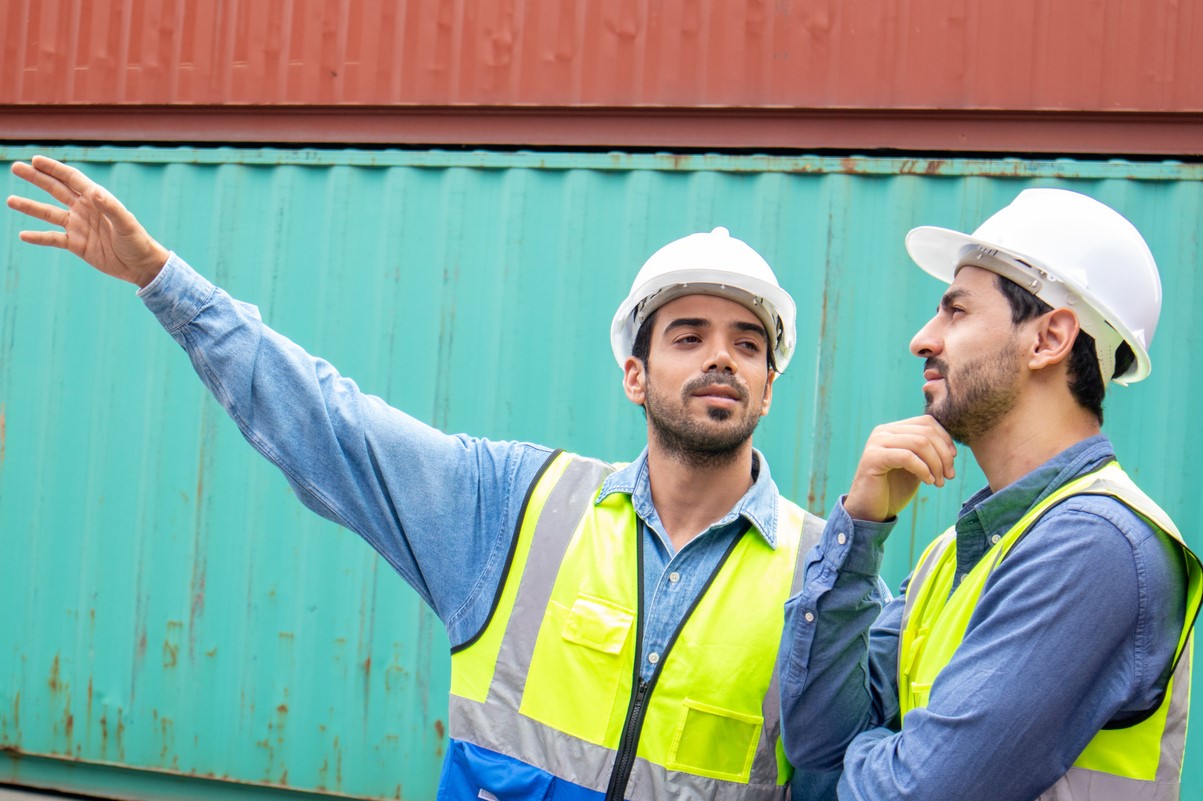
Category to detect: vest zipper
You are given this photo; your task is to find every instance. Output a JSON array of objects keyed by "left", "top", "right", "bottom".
[
  {"left": 602, "top": 522, "right": 751, "bottom": 801},
  {"left": 605, "top": 523, "right": 651, "bottom": 801},
  {"left": 604, "top": 678, "right": 653, "bottom": 801}
]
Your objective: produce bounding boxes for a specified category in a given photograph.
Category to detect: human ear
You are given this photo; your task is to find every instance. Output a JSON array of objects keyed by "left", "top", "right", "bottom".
[
  {"left": 623, "top": 357, "right": 647, "bottom": 405},
  {"left": 760, "top": 371, "right": 776, "bottom": 416},
  {"left": 1029, "top": 308, "right": 1079, "bottom": 370}
]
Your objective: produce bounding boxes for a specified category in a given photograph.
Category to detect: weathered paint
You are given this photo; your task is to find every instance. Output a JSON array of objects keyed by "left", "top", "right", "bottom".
[
  {"left": 4, "top": 0, "right": 1201, "bottom": 109},
  {"left": 1, "top": 146, "right": 1201, "bottom": 799},
  {"left": 2, "top": 0, "right": 1202, "bottom": 152}
]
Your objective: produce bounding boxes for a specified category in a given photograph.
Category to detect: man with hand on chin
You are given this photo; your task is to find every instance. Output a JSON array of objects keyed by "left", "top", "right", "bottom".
[
  {"left": 8, "top": 156, "right": 834, "bottom": 801},
  {"left": 779, "top": 188, "right": 1202, "bottom": 800}
]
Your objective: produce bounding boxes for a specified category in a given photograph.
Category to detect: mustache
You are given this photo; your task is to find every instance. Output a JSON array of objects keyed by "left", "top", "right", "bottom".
[
  {"left": 682, "top": 373, "right": 749, "bottom": 402},
  {"left": 925, "top": 357, "right": 949, "bottom": 375}
]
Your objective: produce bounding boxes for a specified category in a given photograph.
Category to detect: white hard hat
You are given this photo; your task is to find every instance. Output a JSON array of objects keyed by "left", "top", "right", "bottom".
[
  {"left": 906, "top": 188, "right": 1161, "bottom": 386},
  {"left": 610, "top": 227, "right": 797, "bottom": 373}
]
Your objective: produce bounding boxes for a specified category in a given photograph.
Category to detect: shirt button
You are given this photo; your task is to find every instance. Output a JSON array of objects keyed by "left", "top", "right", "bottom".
[
  {"left": 648, "top": 652, "right": 660, "bottom": 664},
  {"left": 804, "top": 612, "right": 815, "bottom": 623},
  {"left": 837, "top": 532, "right": 847, "bottom": 545},
  {"left": 668, "top": 571, "right": 680, "bottom": 583},
  {"left": 990, "top": 534, "right": 1001, "bottom": 544}
]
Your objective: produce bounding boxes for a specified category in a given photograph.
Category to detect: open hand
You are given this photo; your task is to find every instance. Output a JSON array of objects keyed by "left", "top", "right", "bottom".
[
  {"left": 843, "top": 415, "right": 957, "bottom": 522},
  {"left": 7, "top": 156, "right": 169, "bottom": 288}
]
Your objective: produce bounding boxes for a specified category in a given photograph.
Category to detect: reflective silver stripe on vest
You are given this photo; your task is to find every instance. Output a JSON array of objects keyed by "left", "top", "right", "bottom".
[
  {"left": 1157, "top": 641, "right": 1190, "bottom": 782},
  {"left": 489, "top": 455, "right": 615, "bottom": 713},
  {"left": 898, "top": 529, "right": 956, "bottom": 661},
  {"left": 1037, "top": 770, "right": 1180, "bottom": 800},
  {"left": 749, "top": 503, "right": 826, "bottom": 787},
  {"left": 450, "top": 694, "right": 788, "bottom": 801}
]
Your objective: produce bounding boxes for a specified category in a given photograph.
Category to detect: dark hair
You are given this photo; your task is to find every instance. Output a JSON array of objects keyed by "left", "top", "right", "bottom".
[
  {"left": 994, "top": 275, "right": 1134, "bottom": 424},
  {"left": 631, "top": 309, "right": 657, "bottom": 367}
]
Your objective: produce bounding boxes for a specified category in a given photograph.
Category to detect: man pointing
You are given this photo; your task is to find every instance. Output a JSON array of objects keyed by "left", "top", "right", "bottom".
[{"left": 10, "top": 156, "right": 831, "bottom": 800}]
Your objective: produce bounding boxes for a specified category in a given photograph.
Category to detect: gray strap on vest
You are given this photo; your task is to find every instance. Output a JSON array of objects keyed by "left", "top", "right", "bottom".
[
  {"left": 488, "top": 455, "right": 615, "bottom": 709},
  {"left": 897, "top": 530, "right": 956, "bottom": 667},
  {"left": 752, "top": 505, "right": 825, "bottom": 787}
]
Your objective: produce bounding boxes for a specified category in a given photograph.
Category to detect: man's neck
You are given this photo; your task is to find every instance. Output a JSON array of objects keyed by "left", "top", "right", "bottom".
[
  {"left": 970, "top": 395, "right": 1101, "bottom": 492},
  {"left": 645, "top": 443, "right": 756, "bottom": 552}
]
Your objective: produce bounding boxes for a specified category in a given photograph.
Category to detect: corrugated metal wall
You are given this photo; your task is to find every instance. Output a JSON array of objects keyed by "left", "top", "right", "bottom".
[
  {"left": 5, "top": 0, "right": 1201, "bottom": 109},
  {"left": 3, "top": 0, "right": 1201, "bottom": 153},
  {"left": 2, "top": 147, "right": 1202, "bottom": 800}
]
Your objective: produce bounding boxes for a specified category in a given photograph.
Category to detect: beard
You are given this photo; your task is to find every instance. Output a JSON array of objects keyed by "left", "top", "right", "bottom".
[
  {"left": 924, "top": 346, "right": 1021, "bottom": 445},
  {"left": 644, "top": 372, "right": 764, "bottom": 469}
]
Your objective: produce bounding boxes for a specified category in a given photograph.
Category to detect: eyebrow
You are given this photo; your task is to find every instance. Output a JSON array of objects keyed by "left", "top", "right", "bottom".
[
  {"left": 663, "top": 317, "right": 768, "bottom": 341},
  {"left": 940, "top": 288, "right": 969, "bottom": 311}
]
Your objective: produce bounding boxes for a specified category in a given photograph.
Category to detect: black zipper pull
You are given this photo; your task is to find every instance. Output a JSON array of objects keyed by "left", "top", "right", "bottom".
[{"left": 604, "top": 679, "right": 652, "bottom": 801}]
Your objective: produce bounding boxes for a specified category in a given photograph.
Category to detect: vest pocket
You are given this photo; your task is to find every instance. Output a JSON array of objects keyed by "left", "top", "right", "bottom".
[
  {"left": 666, "top": 698, "right": 762, "bottom": 782},
  {"left": 562, "top": 595, "right": 635, "bottom": 654},
  {"left": 520, "top": 593, "right": 635, "bottom": 745}
]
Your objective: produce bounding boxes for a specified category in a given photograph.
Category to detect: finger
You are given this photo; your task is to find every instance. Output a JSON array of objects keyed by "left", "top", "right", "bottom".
[
  {"left": 865, "top": 432, "right": 950, "bottom": 486},
  {"left": 6, "top": 195, "right": 70, "bottom": 227},
  {"left": 870, "top": 419, "right": 957, "bottom": 480},
  {"left": 18, "top": 230, "right": 69, "bottom": 250},
  {"left": 30, "top": 155, "right": 99, "bottom": 199},
  {"left": 919, "top": 416, "right": 958, "bottom": 478},
  {"left": 11, "top": 159, "right": 78, "bottom": 207},
  {"left": 887, "top": 448, "right": 946, "bottom": 486},
  {"left": 91, "top": 186, "right": 139, "bottom": 234}
]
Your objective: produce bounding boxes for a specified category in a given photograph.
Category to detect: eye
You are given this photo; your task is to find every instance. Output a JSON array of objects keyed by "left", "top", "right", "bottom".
[
  {"left": 736, "top": 339, "right": 762, "bottom": 353},
  {"left": 674, "top": 333, "right": 702, "bottom": 346}
]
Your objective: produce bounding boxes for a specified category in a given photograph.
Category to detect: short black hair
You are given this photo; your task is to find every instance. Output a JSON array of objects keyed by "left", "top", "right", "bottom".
[
  {"left": 994, "top": 275, "right": 1134, "bottom": 424},
  {"left": 631, "top": 309, "right": 657, "bottom": 366}
]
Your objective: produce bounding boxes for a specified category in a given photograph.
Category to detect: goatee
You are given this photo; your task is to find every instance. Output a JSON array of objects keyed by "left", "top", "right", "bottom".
[{"left": 645, "top": 373, "right": 762, "bottom": 469}]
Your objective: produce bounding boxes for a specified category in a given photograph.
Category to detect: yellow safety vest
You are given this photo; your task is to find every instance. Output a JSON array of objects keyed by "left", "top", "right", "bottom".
[
  {"left": 447, "top": 450, "right": 822, "bottom": 801},
  {"left": 899, "top": 462, "right": 1203, "bottom": 800}
]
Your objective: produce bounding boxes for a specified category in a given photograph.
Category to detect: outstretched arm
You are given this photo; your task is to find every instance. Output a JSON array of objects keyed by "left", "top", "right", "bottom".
[
  {"left": 8, "top": 156, "right": 169, "bottom": 287},
  {"left": 7, "top": 156, "right": 552, "bottom": 644}
]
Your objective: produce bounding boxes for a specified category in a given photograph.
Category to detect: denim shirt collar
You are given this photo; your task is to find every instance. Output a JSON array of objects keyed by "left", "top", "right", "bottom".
[
  {"left": 957, "top": 433, "right": 1118, "bottom": 539},
  {"left": 597, "top": 447, "right": 780, "bottom": 548}
]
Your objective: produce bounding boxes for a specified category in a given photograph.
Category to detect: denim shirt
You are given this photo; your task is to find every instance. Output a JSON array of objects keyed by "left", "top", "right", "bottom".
[
  {"left": 779, "top": 435, "right": 1188, "bottom": 801},
  {"left": 138, "top": 252, "right": 783, "bottom": 678}
]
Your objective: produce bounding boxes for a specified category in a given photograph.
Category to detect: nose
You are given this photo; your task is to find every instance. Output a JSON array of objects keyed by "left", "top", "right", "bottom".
[
  {"left": 910, "top": 315, "right": 942, "bottom": 358},
  {"left": 704, "top": 338, "right": 738, "bottom": 374}
]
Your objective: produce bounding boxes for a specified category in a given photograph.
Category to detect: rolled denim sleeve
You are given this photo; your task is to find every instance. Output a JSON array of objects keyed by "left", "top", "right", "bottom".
[
  {"left": 780, "top": 497, "right": 898, "bottom": 772},
  {"left": 139, "top": 253, "right": 552, "bottom": 644}
]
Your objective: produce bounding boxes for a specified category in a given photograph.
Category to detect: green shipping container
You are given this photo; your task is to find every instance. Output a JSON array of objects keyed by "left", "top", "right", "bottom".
[{"left": 2, "top": 146, "right": 1201, "bottom": 800}]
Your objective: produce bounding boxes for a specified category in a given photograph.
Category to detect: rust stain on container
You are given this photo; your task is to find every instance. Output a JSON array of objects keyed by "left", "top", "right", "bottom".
[
  {"left": 2, "top": 0, "right": 1200, "bottom": 111},
  {"left": 46, "top": 655, "right": 62, "bottom": 693}
]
